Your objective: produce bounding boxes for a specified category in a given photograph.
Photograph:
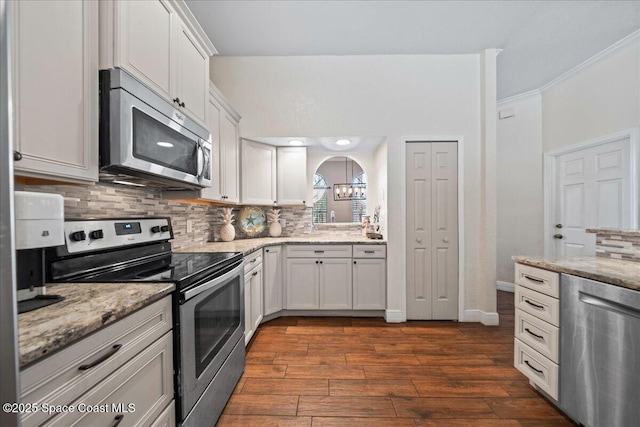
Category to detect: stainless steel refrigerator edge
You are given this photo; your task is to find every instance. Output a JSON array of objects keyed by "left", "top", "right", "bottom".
[
  {"left": 0, "top": 0, "right": 21, "bottom": 425},
  {"left": 560, "top": 273, "right": 640, "bottom": 427}
]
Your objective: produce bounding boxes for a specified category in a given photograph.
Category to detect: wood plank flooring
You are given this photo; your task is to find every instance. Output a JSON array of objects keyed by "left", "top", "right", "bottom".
[{"left": 217, "top": 291, "right": 576, "bottom": 426}]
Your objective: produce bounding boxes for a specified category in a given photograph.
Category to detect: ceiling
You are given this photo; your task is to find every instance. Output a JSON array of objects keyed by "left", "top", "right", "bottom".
[
  {"left": 186, "top": 0, "right": 640, "bottom": 100},
  {"left": 245, "top": 136, "right": 387, "bottom": 152}
]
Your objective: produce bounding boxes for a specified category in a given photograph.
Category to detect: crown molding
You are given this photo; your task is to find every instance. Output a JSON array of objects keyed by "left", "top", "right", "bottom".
[
  {"left": 497, "top": 89, "right": 541, "bottom": 107},
  {"left": 540, "top": 29, "right": 640, "bottom": 94}
]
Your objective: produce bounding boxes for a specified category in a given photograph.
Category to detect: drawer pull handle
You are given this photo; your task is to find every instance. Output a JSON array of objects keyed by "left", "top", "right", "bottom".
[
  {"left": 525, "top": 328, "right": 544, "bottom": 339},
  {"left": 111, "top": 414, "right": 124, "bottom": 427},
  {"left": 364, "top": 250, "right": 375, "bottom": 254},
  {"left": 314, "top": 250, "right": 325, "bottom": 254},
  {"left": 524, "top": 299, "right": 544, "bottom": 310},
  {"left": 524, "top": 360, "right": 543, "bottom": 374},
  {"left": 252, "top": 271, "right": 258, "bottom": 277},
  {"left": 78, "top": 344, "right": 122, "bottom": 371},
  {"left": 523, "top": 274, "right": 544, "bottom": 283},
  {"left": 250, "top": 258, "right": 257, "bottom": 263}
]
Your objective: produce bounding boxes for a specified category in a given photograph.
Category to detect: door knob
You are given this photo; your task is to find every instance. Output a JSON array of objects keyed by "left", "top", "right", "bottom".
[
  {"left": 416, "top": 238, "right": 422, "bottom": 244},
  {"left": 443, "top": 237, "right": 449, "bottom": 243},
  {"left": 555, "top": 224, "right": 563, "bottom": 229},
  {"left": 554, "top": 234, "right": 563, "bottom": 239}
]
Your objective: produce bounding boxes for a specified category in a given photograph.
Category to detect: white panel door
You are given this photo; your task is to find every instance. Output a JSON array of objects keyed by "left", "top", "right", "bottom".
[
  {"left": 286, "top": 259, "right": 318, "bottom": 309},
  {"left": 406, "top": 142, "right": 458, "bottom": 320},
  {"left": 263, "top": 246, "right": 283, "bottom": 316},
  {"left": 175, "top": 21, "right": 208, "bottom": 126},
  {"left": 554, "top": 138, "right": 632, "bottom": 256},
  {"left": 319, "top": 259, "right": 352, "bottom": 310}
]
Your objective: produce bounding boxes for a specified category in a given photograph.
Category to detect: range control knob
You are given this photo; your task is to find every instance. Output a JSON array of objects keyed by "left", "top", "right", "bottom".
[
  {"left": 89, "top": 229, "right": 104, "bottom": 240},
  {"left": 69, "top": 231, "right": 87, "bottom": 242},
  {"left": 160, "top": 225, "right": 170, "bottom": 233},
  {"left": 151, "top": 226, "right": 161, "bottom": 233}
]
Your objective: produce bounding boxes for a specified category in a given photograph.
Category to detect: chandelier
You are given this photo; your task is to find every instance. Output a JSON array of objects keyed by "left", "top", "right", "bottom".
[{"left": 333, "top": 157, "right": 366, "bottom": 201}]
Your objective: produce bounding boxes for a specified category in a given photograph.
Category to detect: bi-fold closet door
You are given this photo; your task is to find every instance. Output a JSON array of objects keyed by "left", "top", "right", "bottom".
[{"left": 406, "top": 142, "right": 458, "bottom": 320}]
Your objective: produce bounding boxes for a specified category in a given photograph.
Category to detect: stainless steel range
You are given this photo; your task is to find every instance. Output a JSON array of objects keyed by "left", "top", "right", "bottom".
[{"left": 45, "top": 217, "right": 245, "bottom": 427}]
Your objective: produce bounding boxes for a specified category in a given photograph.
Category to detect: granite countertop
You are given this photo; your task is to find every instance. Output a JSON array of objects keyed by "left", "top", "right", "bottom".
[
  {"left": 586, "top": 228, "right": 640, "bottom": 236},
  {"left": 512, "top": 256, "right": 640, "bottom": 291},
  {"left": 18, "top": 282, "right": 174, "bottom": 368},
  {"left": 177, "top": 236, "right": 386, "bottom": 255}
]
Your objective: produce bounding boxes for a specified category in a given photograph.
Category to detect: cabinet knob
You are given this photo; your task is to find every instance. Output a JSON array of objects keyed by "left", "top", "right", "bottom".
[
  {"left": 319, "top": 260, "right": 323, "bottom": 264},
  {"left": 265, "top": 249, "right": 269, "bottom": 253},
  {"left": 302, "top": 201, "right": 306, "bottom": 204},
  {"left": 13, "top": 151, "right": 22, "bottom": 161},
  {"left": 315, "top": 260, "right": 318, "bottom": 264},
  {"left": 353, "top": 261, "right": 357, "bottom": 264},
  {"left": 173, "top": 97, "right": 181, "bottom": 105},
  {"left": 180, "top": 101, "right": 186, "bottom": 108}
]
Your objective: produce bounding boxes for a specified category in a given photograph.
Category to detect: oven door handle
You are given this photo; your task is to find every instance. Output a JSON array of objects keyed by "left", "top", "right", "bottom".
[{"left": 182, "top": 261, "right": 244, "bottom": 302}]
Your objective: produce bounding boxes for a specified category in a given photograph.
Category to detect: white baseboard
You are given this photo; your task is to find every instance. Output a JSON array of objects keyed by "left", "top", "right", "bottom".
[
  {"left": 463, "top": 309, "right": 500, "bottom": 326},
  {"left": 385, "top": 309, "right": 405, "bottom": 323},
  {"left": 497, "top": 281, "right": 515, "bottom": 292}
]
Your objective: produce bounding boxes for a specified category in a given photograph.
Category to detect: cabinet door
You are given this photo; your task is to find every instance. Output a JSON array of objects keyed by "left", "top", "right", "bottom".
[
  {"left": 13, "top": 0, "right": 98, "bottom": 182},
  {"left": 277, "top": 147, "right": 308, "bottom": 205},
  {"left": 117, "top": 0, "right": 174, "bottom": 100},
  {"left": 244, "top": 272, "right": 253, "bottom": 345},
  {"left": 319, "top": 259, "right": 352, "bottom": 310},
  {"left": 221, "top": 115, "right": 240, "bottom": 203},
  {"left": 200, "top": 98, "right": 223, "bottom": 201},
  {"left": 242, "top": 140, "right": 277, "bottom": 205},
  {"left": 251, "top": 264, "right": 264, "bottom": 331},
  {"left": 175, "top": 20, "right": 208, "bottom": 126},
  {"left": 286, "top": 259, "right": 319, "bottom": 310},
  {"left": 263, "top": 246, "right": 283, "bottom": 316},
  {"left": 353, "top": 258, "right": 386, "bottom": 310}
]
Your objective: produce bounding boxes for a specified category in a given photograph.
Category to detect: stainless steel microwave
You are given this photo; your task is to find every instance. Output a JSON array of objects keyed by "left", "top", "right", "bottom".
[{"left": 99, "top": 68, "right": 211, "bottom": 189}]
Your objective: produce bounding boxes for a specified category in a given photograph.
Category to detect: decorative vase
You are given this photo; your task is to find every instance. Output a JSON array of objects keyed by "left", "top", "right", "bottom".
[
  {"left": 267, "top": 208, "right": 282, "bottom": 237},
  {"left": 220, "top": 207, "right": 235, "bottom": 242}
]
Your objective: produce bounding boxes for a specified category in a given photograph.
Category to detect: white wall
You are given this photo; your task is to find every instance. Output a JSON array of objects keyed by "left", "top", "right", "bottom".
[
  {"left": 210, "top": 54, "right": 496, "bottom": 321},
  {"left": 373, "top": 140, "right": 388, "bottom": 235},
  {"left": 542, "top": 37, "right": 640, "bottom": 152},
  {"left": 496, "top": 92, "right": 544, "bottom": 284}
]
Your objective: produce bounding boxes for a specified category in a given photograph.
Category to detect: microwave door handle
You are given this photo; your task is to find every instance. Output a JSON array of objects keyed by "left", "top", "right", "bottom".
[{"left": 196, "top": 143, "right": 204, "bottom": 177}]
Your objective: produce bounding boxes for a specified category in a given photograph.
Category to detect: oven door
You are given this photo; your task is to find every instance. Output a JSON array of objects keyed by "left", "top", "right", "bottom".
[
  {"left": 107, "top": 87, "right": 205, "bottom": 187},
  {"left": 179, "top": 260, "right": 244, "bottom": 418}
]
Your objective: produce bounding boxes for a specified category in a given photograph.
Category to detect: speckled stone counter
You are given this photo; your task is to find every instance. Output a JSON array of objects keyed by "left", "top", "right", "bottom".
[
  {"left": 512, "top": 256, "right": 640, "bottom": 291},
  {"left": 177, "top": 236, "right": 386, "bottom": 255},
  {"left": 586, "top": 228, "right": 640, "bottom": 237},
  {"left": 18, "top": 282, "right": 174, "bottom": 367}
]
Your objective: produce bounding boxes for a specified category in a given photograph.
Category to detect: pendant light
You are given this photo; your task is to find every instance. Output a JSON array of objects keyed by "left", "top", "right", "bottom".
[{"left": 333, "top": 157, "right": 366, "bottom": 201}]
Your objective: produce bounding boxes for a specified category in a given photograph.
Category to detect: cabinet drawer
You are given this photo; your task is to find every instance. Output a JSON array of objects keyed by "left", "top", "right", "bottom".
[
  {"left": 514, "top": 339, "right": 558, "bottom": 400},
  {"left": 149, "top": 401, "right": 175, "bottom": 427},
  {"left": 515, "top": 263, "right": 559, "bottom": 298},
  {"left": 286, "top": 245, "right": 352, "bottom": 258},
  {"left": 46, "top": 332, "right": 173, "bottom": 427},
  {"left": 515, "top": 285, "right": 559, "bottom": 327},
  {"left": 244, "top": 249, "right": 263, "bottom": 274},
  {"left": 515, "top": 309, "right": 559, "bottom": 362},
  {"left": 353, "top": 245, "right": 386, "bottom": 258},
  {"left": 21, "top": 297, "right": 172, "bottom": 427}
]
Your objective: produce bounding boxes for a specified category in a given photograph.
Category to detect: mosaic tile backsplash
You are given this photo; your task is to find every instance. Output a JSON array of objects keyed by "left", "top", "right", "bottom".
[
  {"left": 595, "top": 231, "right": 640, "bottom": 263},
  {"left": 15, "top": 183, "right": 313, "bottom": 250}
]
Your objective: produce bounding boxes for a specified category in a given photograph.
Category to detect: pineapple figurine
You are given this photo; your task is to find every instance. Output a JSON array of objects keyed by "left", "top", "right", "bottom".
[
  {"left": 268, "top": 208, "right": 282, "bottom": 237},
  {"left": 219, "top": 207, "right": 236, "bottom": 242}
]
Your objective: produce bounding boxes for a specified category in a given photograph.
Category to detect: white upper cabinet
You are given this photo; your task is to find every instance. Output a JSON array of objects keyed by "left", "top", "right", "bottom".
[
  {"left": 241, "top": 140, "right": 277, "bottom": 206},
  {"left": 100, "top": 0, "right": 216, "bottom": 127},
  {"left": 221, "top": 114, "right": 240, "bottom": 202},
  {"left": 12, "top": 0, "right": 98, "bottom": 182},
  {"left": 277, "top": 147, "right": 308, "bottom": 205}
]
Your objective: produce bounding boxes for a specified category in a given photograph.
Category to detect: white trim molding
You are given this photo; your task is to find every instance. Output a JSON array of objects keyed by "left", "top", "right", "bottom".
[
  {"left": 497, "top": 281, "right": 515, "bottom": 292},
  {"left": 384, "top": 309, "right": 405, "bottom": 323},
  {"left": 401, "top": 135, "right": 465, "bottom": 323},
  {"left": 497, "top": 89, "right": 541, "bottom": 107},
  {"left": 540, "top": 29, "right": 640, "bottom": 94},
  {"left": 543, "top": 128, "right": 640, "bottom": 256},
  {"left": 464, "top": 310, "right": 500, "bottom": 326}
]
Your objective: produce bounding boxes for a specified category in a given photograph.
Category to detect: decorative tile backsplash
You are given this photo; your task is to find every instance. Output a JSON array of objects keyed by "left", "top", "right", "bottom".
[
  {"left": 15, "top": 183, "right": 312, "bottom": 250},
  {"left": 595, "top": 231, "right": 640, "bottom": 263}
]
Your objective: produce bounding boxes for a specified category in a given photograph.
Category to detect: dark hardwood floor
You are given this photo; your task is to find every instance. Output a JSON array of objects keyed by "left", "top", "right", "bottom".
[{"left": 217, "top": 291, "right": 575, "bottom": 426}]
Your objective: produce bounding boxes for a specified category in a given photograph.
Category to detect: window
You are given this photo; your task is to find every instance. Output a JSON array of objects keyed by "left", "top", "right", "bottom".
[
  {"left": 312, "top": 173, "right": 329, "bottom": 223},
  {"left": 352, "top": 172, "right": 367, "bottom": 223}
]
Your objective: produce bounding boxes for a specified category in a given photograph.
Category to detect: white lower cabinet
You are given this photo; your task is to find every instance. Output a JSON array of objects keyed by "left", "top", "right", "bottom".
[
  {"left": 353, "top": 258, "right": 386, "bottom": 310},
  {"left": 263, "top": 246, "right": 283, "bottom": 315},
  {"left": 319, "top": 259, "right": 352, "bottom": 310},
  {"left": 285, "top": 258, "right": 319, "bottom": 310},
  {"left": 20, "top": 296, "right": 174, "bottom": 427},
  {"left": 244, "top": 249, "right": 263, "bottom": 344}
]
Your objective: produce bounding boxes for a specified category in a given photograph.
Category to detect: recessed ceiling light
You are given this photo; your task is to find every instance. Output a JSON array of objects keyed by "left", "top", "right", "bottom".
[
  {"left": 157, "top": 141, "right": 174, "bottom": 148},
  {"left": 289, "top": 140, "right": 303, "bottom": 146},
  {"left": 336, "top": 139, "right": 351, "bottom": 146}
]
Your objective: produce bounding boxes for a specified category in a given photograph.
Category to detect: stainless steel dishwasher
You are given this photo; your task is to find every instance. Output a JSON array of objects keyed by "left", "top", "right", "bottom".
[{"left": 560, "top": 273, "right": 640, "bottom": 427}]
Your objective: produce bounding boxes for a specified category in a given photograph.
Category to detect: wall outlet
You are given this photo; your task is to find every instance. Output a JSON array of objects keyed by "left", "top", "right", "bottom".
[{"left": 186, "top": 219, "right": 193, "bottom": 233}]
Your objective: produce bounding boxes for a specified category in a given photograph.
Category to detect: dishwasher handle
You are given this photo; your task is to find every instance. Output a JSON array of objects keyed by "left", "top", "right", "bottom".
[{"left": 579, "top": 291, "right": 640, "bottom": 320}]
